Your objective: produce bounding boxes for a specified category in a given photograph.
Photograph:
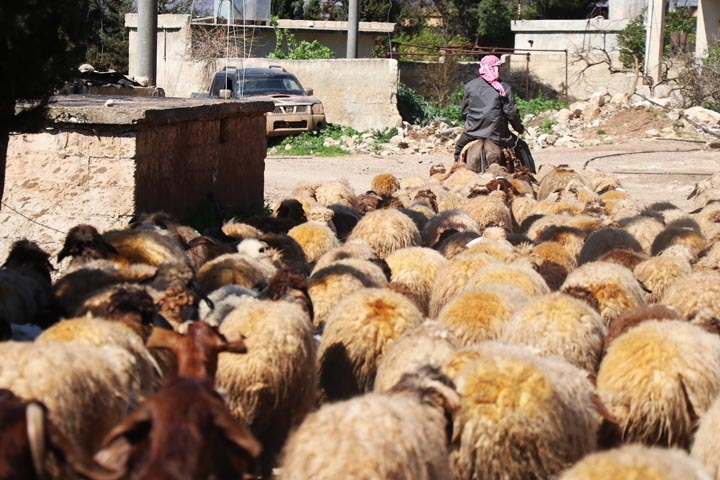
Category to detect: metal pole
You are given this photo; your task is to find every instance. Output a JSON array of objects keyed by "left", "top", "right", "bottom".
[
  {"left": 137, "top": 0, "right": 158, "bottom": 86},
  {"left": 347, "top": 0, "right": 358, "bottom": 58}
]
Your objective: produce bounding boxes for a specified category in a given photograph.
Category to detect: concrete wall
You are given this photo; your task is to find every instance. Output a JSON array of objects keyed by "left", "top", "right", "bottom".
[
  {"left": 1, "top": 96, "right": 270, "bottom": 260},
  {"left": 697, "top": 0, "right": 720, "bottom": 56},
  {"left": 126, "top": 14, "right": 402, "bottom": 131},
  {"left": 511, "top": 18, "right": 637, "bottom": 99}
]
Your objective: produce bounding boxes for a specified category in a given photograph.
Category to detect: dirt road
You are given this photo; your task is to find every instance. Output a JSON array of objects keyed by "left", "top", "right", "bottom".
[{"left": 264, "top": 138, "right": 720, "bottom": 212}]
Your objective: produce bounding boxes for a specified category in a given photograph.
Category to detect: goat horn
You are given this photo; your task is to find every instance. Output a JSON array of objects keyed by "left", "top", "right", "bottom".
[{"left": 26, "top": 402, "right": 48, "bottom": 480}]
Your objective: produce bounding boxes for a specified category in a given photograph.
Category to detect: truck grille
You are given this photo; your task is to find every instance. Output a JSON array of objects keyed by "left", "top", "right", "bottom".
[{"left": 274, "top": 105, "right": 309, "bottom": 114}]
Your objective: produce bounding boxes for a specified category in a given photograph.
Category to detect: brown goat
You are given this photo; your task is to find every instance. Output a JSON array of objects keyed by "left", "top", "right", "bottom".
[
  {"left": 93, "top": 323, "right": 261, "bottom": 480},
  {"left": 0, "top": 389, "right": 115, "bottom": 480}
]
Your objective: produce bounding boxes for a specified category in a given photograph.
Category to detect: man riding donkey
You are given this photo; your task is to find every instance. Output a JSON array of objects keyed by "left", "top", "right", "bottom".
[{"left": 453, "top": 54, "right": 536, "bottom": 174}]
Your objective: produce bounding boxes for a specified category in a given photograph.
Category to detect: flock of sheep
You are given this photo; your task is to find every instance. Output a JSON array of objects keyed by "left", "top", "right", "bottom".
[{"left": 2, "top": 156, "right": 720, "bottom": 479}]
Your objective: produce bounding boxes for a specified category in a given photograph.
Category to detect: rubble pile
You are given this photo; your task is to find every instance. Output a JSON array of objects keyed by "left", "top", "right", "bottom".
[{"left": 338, "top": 92, "right": 720, "bottom": 156}]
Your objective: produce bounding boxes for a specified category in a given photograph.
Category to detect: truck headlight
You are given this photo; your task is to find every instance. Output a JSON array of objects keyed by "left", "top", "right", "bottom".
[{"left": 312, "top": 103, "right": 324, "bottom": 115}]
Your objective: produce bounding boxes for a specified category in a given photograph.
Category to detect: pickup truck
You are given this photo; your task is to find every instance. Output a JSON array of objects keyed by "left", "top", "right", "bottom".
[{"left": 196, "top": 66, "right": 326, "bottom": 137}]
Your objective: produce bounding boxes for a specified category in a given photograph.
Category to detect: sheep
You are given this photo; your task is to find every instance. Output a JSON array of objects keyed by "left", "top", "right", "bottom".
[
  {"left": 196, "top": 252, "right": 277, "bottom": 294},
  {"left": 308, "top": 257, "right": 389, "bottom": 331},
  {"left": 326, "top": 203, "right": 362, "bottom": 241},
  {"left": 312, "top": 179, "right": 358, "bottom": 210},
  {"left": 221, "top": 218, "right": 263, "bottom": 240},
  {"left": 618, "top": 214, "right": 666, "bottom": 254},
  {"left": 603, "top": 304, "right": 684, "bottom": 354},
  {"left": 435, "top": 230, "right": 481, "bottom": 259},
  {"left": 560, "top": 444, "right": 712, "bottom": 480},
  {"left": 0, "top": 389, "right": 117, "bottom": 480},
  {"left": 560, "top": 260, "right": 649, "bottom": 325},
  {"left": 427, "top": 250, "right": 499, "bottom": 318},
  {"left": 436, "top": 284, "right": 532, "bottom": 346},
  {"left": 651, "top": 224, "right": 707, "bottom": 257},
  {"left": 420, "top": 208, "right": 481, "bottom": 249},
  {"left": 346, "top": 208, "right": 421, "bottom": 259},
  {"left": 236, "top": 232, "right": 309, "bottom": 276},
  {"left": 212, "top": 295, "right": 317, "bottom": 477},
  {"left": 0, "top": 340, "right": 147, "bottom": 454},
  {"left": 317, "top": 287, "right": 424, "bottom": 401},
  {"left": 633, "top": 246, "right": 693, "bottom": 302},
  {"left": 660, "top": 270, "right": 720, "bottom": 324},
  {"left": 384, "top": 246, "right": 447, "bottom": 316},
  {"left": 445, "top": 342, "right": 602, "bottom": 480},
  {"left": 501, "top": 292, "right": 607, "bottom": 374},
  {"left": 463, "top": 260, "right": 551, "bottom": 297},
  {"left": 510, "top": 195, "right": 539, "bottom": 228},
  {"left": 58, "top": 224, "right": 190, "bottom": 269},
  {"left": 460, "top": 194, "right": 514, "bottom": 232},
  {"left": 370, "top": 173, "right": 401, "bottom": 197},
  {"left": 0, "top": 240, "right": 56, "bottom": 339},
  {"left": 694, "top": 202, "right": 720, "bottom": 242},
  {"left": 577, "top": 227, "right": 644, "bottom": 265},
  {"left": 287, "top": 221, "right": 340, "bottom": 265},
  {"left": 536, "top": 164, "right": 591, "bottom": 200},
  {"left": 94, "top": 322, "right": 262, "bottom": 480},
  {"left": 527, "top": 240, "right": 576, "bottom": 290},
  {"left": 373, "top": 321, "right": 459, "bottom": 392},
  {"left": 37, "top": 315, "right": 163, "bottom": 392},
  {"left": 596, "top": 320, "right": 720, "bottom": 449},
  {"left": 279, "top": 366, "right": 460, "bottom": 480},
  {"left": 691, "top": 394, "right": 720, "bottom": 479},
  {"left": 311, "top": 239, "right": 378, "bottom": 273}
]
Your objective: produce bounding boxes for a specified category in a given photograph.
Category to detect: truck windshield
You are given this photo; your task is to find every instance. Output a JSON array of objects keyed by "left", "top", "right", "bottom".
[{"left": 237, "top": 75, "right": 305, "bottom": 96}]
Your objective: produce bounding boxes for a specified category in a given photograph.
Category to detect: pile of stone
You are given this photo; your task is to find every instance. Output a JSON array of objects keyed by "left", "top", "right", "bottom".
[{"left": 310, "top": 91, "right": 720, "bottom": 156}]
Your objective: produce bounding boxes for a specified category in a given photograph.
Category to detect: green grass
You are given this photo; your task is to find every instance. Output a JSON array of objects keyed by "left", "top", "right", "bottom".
[
  {"left": 268, "top": 125, "right": 397, "bottom": 156},
  {"left": 539, "top": 118, "right": 557, "bottom": 134},
  {"left": 517, "top": 94, "right": 567, "bottom": 119},
  {"left": 597, "top": 128, "right": 606, "bottom": 135}
]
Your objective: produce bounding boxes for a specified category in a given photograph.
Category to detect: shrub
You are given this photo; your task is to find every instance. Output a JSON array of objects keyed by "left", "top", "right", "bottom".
[{"left": 516, "top": 94, "right": 567, "bottom": 118}]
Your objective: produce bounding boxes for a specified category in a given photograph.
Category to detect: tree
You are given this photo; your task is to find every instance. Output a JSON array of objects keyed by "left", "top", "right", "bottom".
[
  {"left": 0, "top": 0, "right": 91, "bottom": 207},
  {"left": 86, "top": 0, "right": 134, "bottom": 73},
  {"left": 476, "top": 0, "right": 513, "bottom": 47}
]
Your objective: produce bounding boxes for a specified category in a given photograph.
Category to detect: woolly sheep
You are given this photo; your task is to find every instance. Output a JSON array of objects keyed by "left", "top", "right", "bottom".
[
  {"left": 651, "top": 224, "right": 707, "bottom": 257},
  {"left": 633, "top": 246, "right": 693, "bottom": 302},
  {"left": 618, "top": 214, "right": 666, "bottom": 254},
  {"left": 510, "top": 195, "right": 539, "bottom": 227},
  {"left": 317, "top": 287, "right": 424, "bottom": 401},
  {"left": 501, "top": 292, "right": 607, "bottom": 374},
  {"left": 213, "top": 295, "right": 317, "bottom": 477},
  {"left": 287, "top": 221, "right": 340, "bottom": 265},
  {"left": 560, "top": 260, "right": 649, "bottom": 325},
  {"left": 463, "top": 260, "right": 551, "bottom": 297},
  {"left": 435, "top": 231, "right": 481, "bottom": 259},
  {"left": 527, "top": 240, "right": 576, "bottom": 290},
  {"left": 460, "top": 195, "right": 513, "bottom": 232},
  {"left": 691, "top": 394, "right": 720, "bottom": 479},
  {"left": 384, "top": 247, "right": 447, "bottom": 316},
  {"left": 308, "top": 257, "right": 388, "bottom": 331},
  {"left": 420, "top": 208, "right": 481, "bottom": 249},
  {"left": 597, "top": 320, "right": 720, "bottom": 448},
  {"left": 660, "top": 270, "right": 720, "bottom": 324},
  {"left": 236, "top": 233, "right": 309, "bottom": 276},
  {"left": 311, "top": 239, "right": 378, "bottom": 273},
  {"left": 370, "top": 173, "right": 401, "bottom": 197},
  {"left": 0, "top": 341, "right": 144, "bottom": 454},
  {"left": 694, "top": 202, "right": 720, "bottom": 242},
  {"left": 427, "top": 251, "right": 499, "bottom": 318},
  {"left": 536, "top": 165, "right": 591, "bottom": 200},
  {"left": 346, "top": 208, "right": 420, "bottom": 259},
  {"left": 279, "top": 367, "right": 460, "bottom": 480},
  {"left": 437, "top": 284, "right": 532, "bottom": 346},
  {"left": 196, "top": 252, "right": 276, "bottom": 294},
  {"left": 198, "top": 284, "right": 258, "bottom": 326},
  {"left": 312, "top": 180, "right": 358, "bottom": 210},
  {"left": 603, "top": 304, "right": 684, "bottom": 354},
  {"left": 560, "top": 444, "right": 712, "bottom": 480},
  {"left": 577, "top": 227, "right": 644, "bottom": 265},
  {"left": 373, "top": 321, "right": 459, "bottom": 392},
  {"left": 446, "top": 342, "right": 601, "bottom": 480}
]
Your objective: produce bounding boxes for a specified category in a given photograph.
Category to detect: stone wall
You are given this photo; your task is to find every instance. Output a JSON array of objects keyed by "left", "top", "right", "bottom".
[{"left": 1, "top": 96, "right": 271, "bottom": 261}]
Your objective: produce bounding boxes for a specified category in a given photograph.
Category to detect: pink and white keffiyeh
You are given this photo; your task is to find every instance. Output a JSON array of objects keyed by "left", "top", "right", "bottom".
[{"left": 478, "top": 55, "right": 506, "bottom": 97}]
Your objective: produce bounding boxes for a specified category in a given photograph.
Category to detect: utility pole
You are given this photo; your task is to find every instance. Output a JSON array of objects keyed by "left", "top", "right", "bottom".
[
  {"left": 347, "top": 0, "right": 358, "bottom": 58},
  {"left": 137, "top": 0, "right": 158, "bottom": 86}
]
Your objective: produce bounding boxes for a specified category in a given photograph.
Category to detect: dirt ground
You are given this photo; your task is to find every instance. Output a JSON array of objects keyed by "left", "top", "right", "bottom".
[{"left": 265, "top": 132, "right": 720, "bottom": 212}]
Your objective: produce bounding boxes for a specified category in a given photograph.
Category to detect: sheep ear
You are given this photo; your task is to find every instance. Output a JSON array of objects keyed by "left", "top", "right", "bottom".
[
  {"left": 221, "top": 337, "right": 248, "bottom": 355},
  {"left": 212, "top": 402, "right": 262, "bottom": 458},
  {"left": 94, "top": 406, "right": 153, "bottom": 476},
  {"left": 146, "top": 325, "right": 182, "bottom": 351}
]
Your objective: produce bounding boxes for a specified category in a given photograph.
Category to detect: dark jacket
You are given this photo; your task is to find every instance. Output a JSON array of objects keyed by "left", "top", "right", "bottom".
[{"left": 461, "top": 77, "right": 523, "bottom": 147}]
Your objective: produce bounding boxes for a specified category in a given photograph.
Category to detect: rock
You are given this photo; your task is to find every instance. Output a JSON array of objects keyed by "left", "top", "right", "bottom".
[
  {"left": 610, "top": 93, "right": 630, "bottom": 105},
  {"left": 555, "top": 136, "right": 579, "bottom": 148},
  {"left": 569, "top": 101, "right": 587, "bottom": 117},
  {"left": 684, "top": 106, "right": 720, "bottom": 126},
  {"left": 667, "top": 110, "right": 682, "bottom": 121},
  {"left": 645, "top": 128, "right": 661, "bottom": 137},
  {"left": 341, "top": 135, "right": 356, "bottom": 147},
  {"left": 589, "top": 92, "right": 606, "bottom": 108},
  {"left": 554, "top": 109, "right": 575, "bottom": 124},
  {"left": 323, "top": 137, "right": 340, "bottom": 147},
  {"left": 583, "top": 105, "right": 601, "bottom": 122}
]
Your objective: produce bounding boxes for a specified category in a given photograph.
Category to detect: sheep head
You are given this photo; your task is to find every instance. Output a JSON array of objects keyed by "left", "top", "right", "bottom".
[
  {"left": 57, "top": 224, "right": 118, "bottom": 263},
  {"left": 147, "top": 322, "right": 247, "bottom": 382}
]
